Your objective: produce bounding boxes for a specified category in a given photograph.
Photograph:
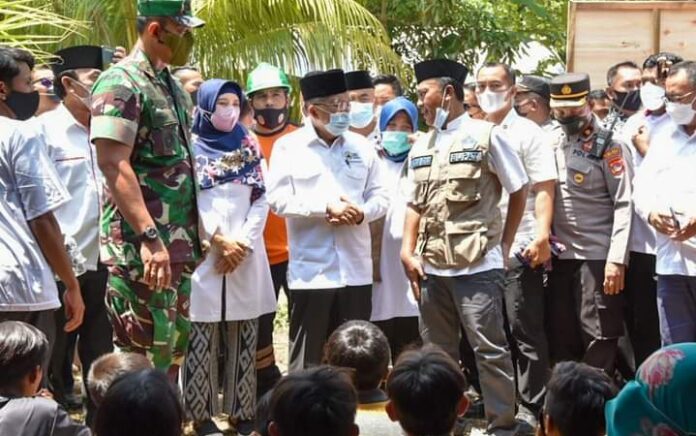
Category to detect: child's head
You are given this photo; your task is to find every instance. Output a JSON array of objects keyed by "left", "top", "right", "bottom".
[
  {"left": 323, "top": 320, "right": 390, "bottom": 391},
  {"left": 252, "top": 389, "right": 273, "bottom": 436},
  {"left": 540, "top": 361, "right": 616, "bottom": 436},
  {"left": 94, "top": 369, "right": 183, "bottom": 436},
  {"left": 87, "top": 352, "right": 153, "bottom": 406},
  {"left": 0, "top": 321, "right": 48, "bottom": 396},
  {"left": 386, "top": 345, "right": 468, "bottom": 436},
  {"left": 268, "top": 366, "right": 358, "bottom": 436}
]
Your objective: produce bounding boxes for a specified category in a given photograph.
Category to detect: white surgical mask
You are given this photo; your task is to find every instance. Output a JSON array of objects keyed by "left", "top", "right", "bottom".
[
  {"left": 323, "top": 112, "right": 351, "bottom": 136},
  {"left": 666, "top": 95, "right": 696, "bottom": 125},
  {"left": 71, "top": 79, "right": 93, "bottom": 109},
  {"left": 640, "top": 82, "right": 666, "bottom": 112},
  {"left": 349, "top": 102, "right": 375, "bottom": 128},
  {"left": 476, "top": 88, "right": 510, "bottom": 114},
  {"left": 434, "top": 90, "right": 451, "bottom": 131}
]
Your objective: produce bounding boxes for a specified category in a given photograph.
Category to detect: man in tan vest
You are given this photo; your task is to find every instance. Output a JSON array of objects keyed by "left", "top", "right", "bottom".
[{"left": 401, "top": 59, "right": 529, "bottom": 436}]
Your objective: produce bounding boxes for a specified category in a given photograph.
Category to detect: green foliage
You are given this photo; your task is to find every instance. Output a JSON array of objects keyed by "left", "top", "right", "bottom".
[{"left": 358, "top": 0, "right": 567, "bottom": 75}]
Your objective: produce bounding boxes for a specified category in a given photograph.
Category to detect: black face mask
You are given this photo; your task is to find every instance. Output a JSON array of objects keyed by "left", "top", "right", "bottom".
[
  {"left": 613, "top": 89, "right": 641, "bottom": 112},
  {"left": 189, "top": 89, "right": 198, "bottom": 106},
  {"left": 254, "top": 107, "right": 288, "bottom": 130},
  {"left": 5, "top": 90, "right": 39, "bottom": 120},
  {"left": 557, "top": 115, "right": 588, "bottom": 136}
]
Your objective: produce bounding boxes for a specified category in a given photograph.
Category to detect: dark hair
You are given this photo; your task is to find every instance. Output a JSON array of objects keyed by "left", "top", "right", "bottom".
[
  {"left": 255, "top": 389, "right": 273, "bottom": 436},
  {"left": 588, "top": 89, "right": 608, "bottom": 101},
  {"left": 8, "top": 48, "right": 35, "bottom": 71},
  {"left": 95, "top": 369, "right": 183, "bottom": 436},
  {"left": 643, "top": 52, "right": 683, "bottom": 70},
  {"left": 136, "top": 16, "right": 169, "bottom": 35},
  {"left": 87, "top": 352, "right": 153, "bottom": 406},
  {"left": 0, "top": 321, "right": 48, "bottom": 390},
  {"left": 386, "top": 345, "right": 467, "bottom": 436},
  {"left": 668, "top": 60, "right": 696, "bottom": 88},
  {"left": 323, "top": 320, "right": 390, "bottom": 391},
  {"left": 269, "top": 366, "right": 357, "bottom": 436},
  {"left": 544, "top": 361, "right": 616, "bottom": 436},
  {"left": 606, "top": 60, "right": 641, "bottom": 86},
  {"left": 372, "top": 74, "right": 403, "bottom": 97},
  {"left": 0, "top": 48, "right": 20, "bottom": 83},
  {"left": 53, "top": 70, "right": 78, "bottom": 100},
  {"left": 480, "top": 62, "right": 516, "bottom": 86},
  {"left": 438, "top": 77, "right": 464, "bottom": 101}
]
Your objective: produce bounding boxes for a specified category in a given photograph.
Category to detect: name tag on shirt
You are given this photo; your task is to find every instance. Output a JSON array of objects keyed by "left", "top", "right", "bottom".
[
  {"left": 449, "top": 150, "right": 482, "bottom": 164},
  {"left": 411, "top": 156, "right": 433, "bottom": 169}
]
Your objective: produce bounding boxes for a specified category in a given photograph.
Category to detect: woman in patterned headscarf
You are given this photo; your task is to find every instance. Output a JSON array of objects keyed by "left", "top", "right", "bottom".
[
  {"left": 183, "top": 79, "right": 276, "bottom": 436},
  {"left": 605, "top": 343, "right": 696, "bottom": 436}
]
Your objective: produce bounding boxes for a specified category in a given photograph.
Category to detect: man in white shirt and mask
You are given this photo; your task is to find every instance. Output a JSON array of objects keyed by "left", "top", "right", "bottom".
[
  {"left": 346, "top": 70, "right": 381, "bottom": 148},
  {"left": 476, "top": 62, "right": 557, "bottom": 431},
  {"left": 266, "top": 69, "right": 388, "bottom": 371},
  {"left": 634, "top": 60, "right": 696, "bottom": 345},
  {"left": 36, "top": 45, "right": 114, "bottom": 425}
]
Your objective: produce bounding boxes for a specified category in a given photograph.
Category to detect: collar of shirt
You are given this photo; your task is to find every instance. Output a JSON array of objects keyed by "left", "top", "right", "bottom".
[
  {"left": 301, "top": 121, "right": 346, "bottom": 149},
  {"left": 442, "top": 112, "right": 468, "bottom": 133},
  {"left": 54, "top": 103, "right": 88, "bottom": 132},
  {"left": 500, "top": 107, "right": 521, "bottom": 129}
]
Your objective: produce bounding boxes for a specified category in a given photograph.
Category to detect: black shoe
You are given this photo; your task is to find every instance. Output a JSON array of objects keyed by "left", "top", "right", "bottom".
[{"left": 195, "top": 419, "right": 223, "bottom": 436}]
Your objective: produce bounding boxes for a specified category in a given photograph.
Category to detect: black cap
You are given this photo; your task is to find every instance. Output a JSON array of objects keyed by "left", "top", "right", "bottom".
[
  {"left": 300, "top": 69, "right": 347, "bottom": 100},
  {"left": 414, "top": 59, "right": 468, "bottom": 84},
  {"left": 550, "top": 73, "right": 591, "bottom": 108},
  {"left": 52, "top": 46, "right": 105, "bottom": 76},
  {"left": 345, "top": 70, "right": 374, "bottom": 90},
  {"left": 517, "top": 75, "right": 550, "bottom": 101}
]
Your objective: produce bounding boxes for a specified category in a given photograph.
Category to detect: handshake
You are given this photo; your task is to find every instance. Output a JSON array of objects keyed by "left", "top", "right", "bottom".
[{"left": 326, "top": 196, "right": 365, "bottom": 226}]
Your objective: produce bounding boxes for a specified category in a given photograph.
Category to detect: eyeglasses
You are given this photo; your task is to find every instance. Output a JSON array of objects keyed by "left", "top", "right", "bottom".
[
  {"left": 315, "top": 100, "right": 351, "bottom": 113},
  {"left": 664, "top": 90, "right": 696, "bottom": 104},
  {"left": 32, "top": 77, "right": 53, "bottom": 89}
]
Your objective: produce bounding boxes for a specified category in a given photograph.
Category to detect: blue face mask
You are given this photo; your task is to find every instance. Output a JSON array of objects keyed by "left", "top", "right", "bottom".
[
  {"left": 350, "top": 102, "right": 375, "bottom": 128},
  {"left": 381, "top": 131, "right": 411, "bottom": 156},
  {"left": 323, "top": 111, "right": 351, "bottom": 136}
]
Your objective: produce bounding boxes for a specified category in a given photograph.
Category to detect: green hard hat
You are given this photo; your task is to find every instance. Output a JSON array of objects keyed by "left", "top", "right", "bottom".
[
  {"left": 137, "top": 0, "right": 205, "bottom": 28},
  {"left": 246, "top": 63, "right": 292, "bottom": 96}
]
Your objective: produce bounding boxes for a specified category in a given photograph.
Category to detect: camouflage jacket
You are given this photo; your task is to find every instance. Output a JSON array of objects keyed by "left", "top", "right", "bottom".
[{"left": 90, "top": 48, "right": 201, "bottom": 267}]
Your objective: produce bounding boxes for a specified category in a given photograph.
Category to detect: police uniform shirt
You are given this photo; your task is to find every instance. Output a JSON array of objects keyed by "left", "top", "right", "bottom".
[
  {"left": 552, "top": 117, "right": 633, "bottom": 265},
  {"left": 406, "top": 113, "right": 529, "bottom": 276},
  {"left": 266, "top": 123, "right": 389, "bottom": 290},
  {"left": 498, "top": 109, "right": 557, "bottom": 256},
  {"left": 634, "top": 123, "right": 696, "bottom": 276},
  {"left": 620, "top": 110, "right": 672, "bottom": 255}
]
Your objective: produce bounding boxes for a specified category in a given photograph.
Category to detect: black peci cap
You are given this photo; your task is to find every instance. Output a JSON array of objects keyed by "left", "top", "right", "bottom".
[
  {"left": 414, "top": 59, "right": 468, "bottom": 84},
  {"left": 345, "top": 70, "right": 374, "bottom": 91},
  {"left": 300, "top": 69, "right": 347, "bottom": 100},
  {"left": 52, "top": 45, "right": 105, "bottom": 76},
  {"left": 550, "top": 73, "right": 591, "bottom": 108},
  {"left": 517, "top": 75, "right": 551, "bottom": 101}
]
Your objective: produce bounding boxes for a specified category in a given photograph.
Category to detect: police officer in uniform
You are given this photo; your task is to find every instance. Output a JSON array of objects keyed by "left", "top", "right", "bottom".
[
  {"left": 401, "top": 59, "right": 529, "bottom": 436},
  {"left": 546, "top": 73, "right": 633, "bottom": 375}
]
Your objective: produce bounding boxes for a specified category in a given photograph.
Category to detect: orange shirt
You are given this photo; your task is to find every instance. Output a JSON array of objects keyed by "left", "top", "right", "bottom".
[{"left": 258, "top": 123, "right": 298, "bottom": 265}]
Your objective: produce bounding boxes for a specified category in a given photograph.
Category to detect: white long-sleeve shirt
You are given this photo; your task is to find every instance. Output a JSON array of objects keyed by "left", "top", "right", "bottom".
[
  {"left": 633, "top": 121, "right": 696, "bottom": 276},
  {"left": 266, "top": 124, "right": 389, "bottom": 289}
]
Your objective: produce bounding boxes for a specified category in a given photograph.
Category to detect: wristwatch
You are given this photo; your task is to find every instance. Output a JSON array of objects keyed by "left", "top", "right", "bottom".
[{"left": 139, "top": 225, "right": 159, "bottom": 243}]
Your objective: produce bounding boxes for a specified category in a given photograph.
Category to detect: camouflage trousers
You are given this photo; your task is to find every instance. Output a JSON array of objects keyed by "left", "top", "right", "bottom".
[{"left": 105, "top": 262, "right": 195, "bottom": 372}]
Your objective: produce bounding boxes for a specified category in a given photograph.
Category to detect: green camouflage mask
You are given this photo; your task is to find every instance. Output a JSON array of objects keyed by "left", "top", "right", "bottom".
[{"left": 161, "top": 31, "right": 193, "bottom": 67}]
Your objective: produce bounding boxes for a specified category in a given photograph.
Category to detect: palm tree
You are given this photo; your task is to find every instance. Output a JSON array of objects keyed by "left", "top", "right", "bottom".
[
  {"left": 12, "top": 0, "right": 405, "bottom": 82},
  {"left": 0, "top": 0, "right": 85, "bottom": 61}
]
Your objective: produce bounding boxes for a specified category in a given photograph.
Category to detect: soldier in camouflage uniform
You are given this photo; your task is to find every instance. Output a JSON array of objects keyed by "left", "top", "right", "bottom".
[{"left": 89, "top": 0, "right": 204, "bottom": 376}]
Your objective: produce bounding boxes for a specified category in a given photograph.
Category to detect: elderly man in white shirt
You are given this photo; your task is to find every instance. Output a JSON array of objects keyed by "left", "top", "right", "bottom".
[
  {"left": 634, "top": 60, "right": 696, "bottom": 345},
  {"left": 35, "top": 45, "right": 113, "bottom": 423},
  {"left": 266, "top": 69, "right": 388, "bottom": 371},
  {"left": 476, "top": 62, "right": 557, "bottom": 431}
]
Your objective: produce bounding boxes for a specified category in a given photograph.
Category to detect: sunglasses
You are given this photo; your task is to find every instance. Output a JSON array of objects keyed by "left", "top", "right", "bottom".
[{"left": 32, "top": 77, "right": 54, "bottom": 89}]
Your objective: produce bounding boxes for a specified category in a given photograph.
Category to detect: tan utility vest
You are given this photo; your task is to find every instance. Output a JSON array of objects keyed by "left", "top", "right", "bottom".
[{"left": 410, "top": 120, "right": 502, "bottom": 269}]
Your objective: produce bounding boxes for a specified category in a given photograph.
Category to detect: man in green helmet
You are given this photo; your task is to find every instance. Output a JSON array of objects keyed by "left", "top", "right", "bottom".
[
  {"left": 89, "top": 0, "right": 204, "bottom": 378},
  {"left": 246, "top": 62, "right": 298, "bottom": 398}
]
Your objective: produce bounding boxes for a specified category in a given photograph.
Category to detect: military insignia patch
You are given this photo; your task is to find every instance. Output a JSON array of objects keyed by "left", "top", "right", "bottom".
[
  {"left": 449, "top": 150, "right": 483, "bottom": 164},
  {"left": 410, "top": 155, "right": 433, "bottom": 169},
  {"left": 608, "top": 157, "right": 624, "bottom": 176},
  {"left": 603, "top": 146, "right": 622, "bottom": 161}
]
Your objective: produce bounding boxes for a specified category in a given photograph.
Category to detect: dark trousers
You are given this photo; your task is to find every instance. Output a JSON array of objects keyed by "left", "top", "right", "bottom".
[
  {"left": 546, "top": 259, "right": 624, "bottom": 374},
  {"left": 0, "top": 309, "right": 55, "bottom": 381},
  {"left": 657, "top": 274, "right": 696, "bottom": 344},
  {"left": 256, "top": 261, "right": 288, "bottom": 397},
  {"left": 503, "top": 260, "right": 550, "bottom": 416},
  {"left": 50, "top": 267, "right": 112, "bottom": 427},
  {"left": 624, "top": 252, "right": 661, "bottom": 367},
  {"left": 373, "top": 316, "right": 421, "bottom": 363},
  {"left": 288, "top": 285, "right": 372, "bottom": 372}
]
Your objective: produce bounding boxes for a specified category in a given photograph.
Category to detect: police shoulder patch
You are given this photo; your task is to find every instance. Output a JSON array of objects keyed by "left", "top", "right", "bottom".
[
  {"left": 410, "top": 155, "right": 433, "bottom": 169},
  {"left": 608, "top": 156, "right": 625, "bottom": 176},
  {"left": 603, "top": 145, "right": 622, "bottom": 161},
  {"left": 450, "top": 150, "right": 483, "bottom": 164}
]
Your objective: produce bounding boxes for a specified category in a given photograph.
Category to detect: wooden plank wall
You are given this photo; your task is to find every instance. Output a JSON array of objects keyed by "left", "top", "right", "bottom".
[{"left": 567, "top": 1, "right": 696, "bottom": 90}]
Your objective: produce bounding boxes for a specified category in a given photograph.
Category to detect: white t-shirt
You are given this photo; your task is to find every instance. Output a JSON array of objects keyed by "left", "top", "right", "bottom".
[
  {"left": 498, "top": 110, "right": 558, "bottom": 255},
  {"left": 0, "top": 120, "right": 70, "bottom": 312},
  {"left": 406, "top": 114, "right": 529, "bottom": 277}
]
